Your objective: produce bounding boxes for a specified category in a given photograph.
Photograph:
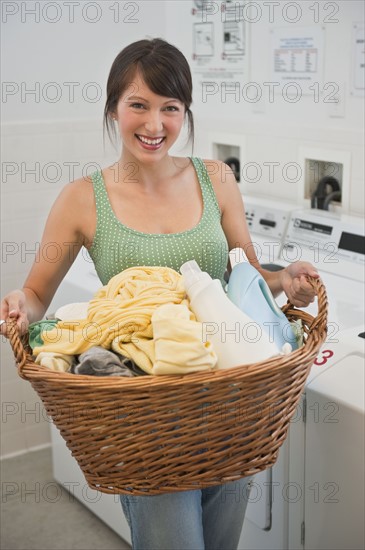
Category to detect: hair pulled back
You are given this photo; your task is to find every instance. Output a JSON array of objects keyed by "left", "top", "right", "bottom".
[{"left": 103, "top": 38, "right": 194, "bottom": 147}]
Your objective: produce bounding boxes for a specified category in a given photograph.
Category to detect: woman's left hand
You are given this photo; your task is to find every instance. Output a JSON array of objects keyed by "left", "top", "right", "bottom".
[{"left": 280, "top": 261, "right": 320, "bottom": 307}]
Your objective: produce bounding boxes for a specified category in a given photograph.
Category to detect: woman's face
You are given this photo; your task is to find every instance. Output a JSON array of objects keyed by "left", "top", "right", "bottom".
[{"left": 114, "top": 72, "right": 185, "bottom": 163}]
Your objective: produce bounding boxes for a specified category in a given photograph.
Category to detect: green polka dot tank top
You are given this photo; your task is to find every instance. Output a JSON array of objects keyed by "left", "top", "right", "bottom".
[{"left": 88, "top": 157, "right": 229, "bottom": 285}]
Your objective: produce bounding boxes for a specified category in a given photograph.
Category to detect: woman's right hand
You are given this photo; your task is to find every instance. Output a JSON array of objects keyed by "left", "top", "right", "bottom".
[{"left": 0, "top": 290, "right": 29, "bottom": 338}]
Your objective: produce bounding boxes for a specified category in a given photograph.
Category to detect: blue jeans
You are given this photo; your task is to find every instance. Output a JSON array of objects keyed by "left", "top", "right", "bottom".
[{"left": 120, "top": 476, "right": 252, "bottom": 550}]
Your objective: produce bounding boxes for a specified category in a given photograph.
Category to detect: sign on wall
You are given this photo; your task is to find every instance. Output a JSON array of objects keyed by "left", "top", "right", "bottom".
[
  {"left": 270, "top": 25, "right": 325, "bottom": 95},
  {"left": 352, "top": 22, "right": 365, "bottom": 96},
  {"left": 191, "top": 0, "right": 248, "bottom": 86}
]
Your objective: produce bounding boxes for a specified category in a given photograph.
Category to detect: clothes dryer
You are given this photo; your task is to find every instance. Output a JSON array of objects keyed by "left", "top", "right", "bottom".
[
  {"left": 239, "top": 210, "right": 364, "bottom": 550},
  {"left": 298, "top": 326, "right": 364, "bottom": 550}
]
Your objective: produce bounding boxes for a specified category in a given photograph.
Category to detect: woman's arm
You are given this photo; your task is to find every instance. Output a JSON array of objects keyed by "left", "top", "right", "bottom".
[
  {"left": 208, "top": 160, "right": 318, "bottom": 307},
  {"left": 1, "top": 177, "right": 93, "bottom": 334}
]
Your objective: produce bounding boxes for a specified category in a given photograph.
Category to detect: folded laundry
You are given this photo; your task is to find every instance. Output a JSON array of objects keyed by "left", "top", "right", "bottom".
[
  {"left": 28, "top": 266, "right": 303, "bottom": 377},
  {"left": 71, "top": 346, "right": 146, "bottom": 377},
  {"left": 32, "top": 266, "right": 190, "bottom": 373},
  {"left": 151, "top": 303, "right": 217, "bottom": 375}
]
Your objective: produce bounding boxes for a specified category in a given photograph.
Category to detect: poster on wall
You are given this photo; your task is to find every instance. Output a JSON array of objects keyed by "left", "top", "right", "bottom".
[
  {"left": 270, "top": 26, "right": 325, "bottom": 95},
  {"left": 191, "top": 0, "right": 248, "bottom": 97},
  {"left": 352, "top": 22, "right": 365, "bottom": 96}
]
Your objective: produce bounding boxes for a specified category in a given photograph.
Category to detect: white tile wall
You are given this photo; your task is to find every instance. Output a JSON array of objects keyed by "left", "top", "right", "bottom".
[
  {"left": 1, "top": 119, "right": 117, "bottom": 458},
  {"left": 193, "top": 115, "right": 364, "bottom": 215}
]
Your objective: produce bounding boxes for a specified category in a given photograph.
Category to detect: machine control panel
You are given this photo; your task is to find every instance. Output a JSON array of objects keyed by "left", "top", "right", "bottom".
[
  {"left": 242, "top": 196, "right": 299, "bottom": 263},
  {"left": 243, "top": 196, "right": 293, "bottom": 240},
  {"left": 281, "top": 209, "right": 365, "bottom": 281}
]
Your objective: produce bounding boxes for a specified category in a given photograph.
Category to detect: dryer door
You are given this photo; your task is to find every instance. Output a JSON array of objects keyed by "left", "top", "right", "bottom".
[{"left": 304, "top": 352, "right": 365, "bottom": 550}]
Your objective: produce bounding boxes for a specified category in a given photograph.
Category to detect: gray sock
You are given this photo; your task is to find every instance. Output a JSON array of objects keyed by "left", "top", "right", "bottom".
[{"left": 72, "top": 346, "right": 137, "bottom": 377}]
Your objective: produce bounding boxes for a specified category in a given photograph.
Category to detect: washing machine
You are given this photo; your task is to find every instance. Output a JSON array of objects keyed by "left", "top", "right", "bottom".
[
  {"left": 298, "top": 325, "right": 365, "bottom": 550},
  {"left": 47, "top": 251, "right": 132, "bottom": 545},
  {"left": 240, "top": 195, "right": 300, "bottom": 532},
  {"left": 239, "top": 209, "right": 365, "bottom": 550}
]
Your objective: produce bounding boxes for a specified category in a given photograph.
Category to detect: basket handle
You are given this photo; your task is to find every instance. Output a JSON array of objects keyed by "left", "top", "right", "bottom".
[
  {"left": 4, "top": 318, "right": 30, "bottom": 377},
  {"left": 282, "top": 276, "right": 328, "bottom": 334}
]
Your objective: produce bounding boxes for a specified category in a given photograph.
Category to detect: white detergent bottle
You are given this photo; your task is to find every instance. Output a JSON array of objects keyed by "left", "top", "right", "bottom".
[
  {"left": 180, "top": 260, "right": 280, "bottom": 369},
  {"left": 227, "top": 248, "right": 298, "bottom": 351}
]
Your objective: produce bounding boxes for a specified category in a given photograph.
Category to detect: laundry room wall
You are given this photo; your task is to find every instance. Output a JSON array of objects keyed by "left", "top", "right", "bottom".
[
  {"left": 165, "top": 0, "right": 364, "bottom": 213},
  {"left": 0, "top": 0, "right": 167, "bottom": 457}
]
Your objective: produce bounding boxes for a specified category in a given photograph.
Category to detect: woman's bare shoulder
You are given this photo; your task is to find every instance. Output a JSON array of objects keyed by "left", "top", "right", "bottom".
[
  {"left": 47, "top": 175, "right": 96, "bottom": 241},
  {"left": 200, "top": 157, "right": 238, "bottom": 207},
  {"left": 200, "top": 157, "right": 237, "bottom": 182},
  {"left": 62, "top": 174, "right": 94, "bottom": 196},
  {"left": 52, "top": 175, "right": 95, "bottom": 214}
]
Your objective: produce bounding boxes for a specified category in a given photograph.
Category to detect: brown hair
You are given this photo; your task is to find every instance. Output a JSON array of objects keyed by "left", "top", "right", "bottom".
[{"left": 103, "top": 38, "right": 194, "bottom": 149}]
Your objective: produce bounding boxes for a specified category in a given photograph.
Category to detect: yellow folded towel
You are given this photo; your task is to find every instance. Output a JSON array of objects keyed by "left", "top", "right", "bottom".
[{"left": 151, "top": 303, "right": 217, "bottom": 375}]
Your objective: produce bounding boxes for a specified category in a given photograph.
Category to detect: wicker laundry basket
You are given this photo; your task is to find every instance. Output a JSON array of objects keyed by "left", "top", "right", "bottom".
[{"left": 7, "top": 277, "right": 327, "bottom": 496}]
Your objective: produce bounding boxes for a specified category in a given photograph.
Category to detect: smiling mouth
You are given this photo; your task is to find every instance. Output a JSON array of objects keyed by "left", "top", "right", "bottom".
[{"left": 136, "top": 135, "right": 165, "bottom": 146}]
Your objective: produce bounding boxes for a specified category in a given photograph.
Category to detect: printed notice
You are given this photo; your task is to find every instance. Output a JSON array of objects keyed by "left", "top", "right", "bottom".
[
  {"left": 352, "top": 23, "right": 365, "bottom": 95},
  {"left": 192, "top": 0, "right": 247, "bottom": 83},
  {"left": 271, "top": 26, "right": 324, "bottom": 93},
  {"left": 223, "top": 4, "right": 245, "bottom": 57},
  {"left": 274, "top": 40, "right": 317, "bottom": 73},
  {"left": 193, "top": 22, "right": 214, "bottom": 57}
]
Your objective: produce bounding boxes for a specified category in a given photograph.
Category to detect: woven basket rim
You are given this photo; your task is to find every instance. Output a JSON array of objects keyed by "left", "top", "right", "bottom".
[{"left": 17, "top": 343, "right": 310, "bottom": 386}]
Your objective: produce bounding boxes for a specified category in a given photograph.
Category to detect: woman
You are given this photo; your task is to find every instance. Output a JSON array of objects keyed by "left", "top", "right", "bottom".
[{"left": 1, "top": 38, "right": 318, "bottom": 549}]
